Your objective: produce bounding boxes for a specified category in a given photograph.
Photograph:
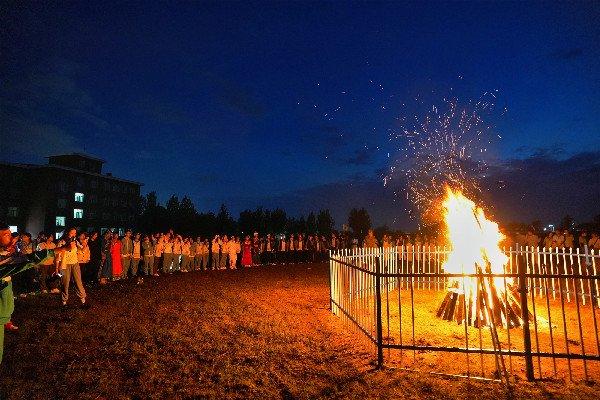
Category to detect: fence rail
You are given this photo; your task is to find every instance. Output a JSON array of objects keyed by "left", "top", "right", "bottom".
[{"left": 329, "top": 245, "right": 600, "bottom": 383}]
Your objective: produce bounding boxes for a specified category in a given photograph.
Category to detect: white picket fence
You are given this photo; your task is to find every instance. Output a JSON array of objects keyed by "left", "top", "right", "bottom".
[{"left": 330, "top": 245, "right": 600, "bottom": 306}]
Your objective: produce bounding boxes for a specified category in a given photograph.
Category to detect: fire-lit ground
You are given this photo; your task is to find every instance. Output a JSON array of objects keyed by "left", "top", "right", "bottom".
[
  {"left": 1, "top": 264, "right": 597, "bottom": 399},
  {"left": 373, "top": 285, "right": 600, "bottom": 381}
]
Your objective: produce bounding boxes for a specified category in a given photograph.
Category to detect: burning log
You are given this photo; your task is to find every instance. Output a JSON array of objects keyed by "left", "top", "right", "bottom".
[
  {"left": 436, "top": 275, "right": 529, "bottom": 328},
  {"left": 434, "top": 187, "right": 534, "bottom": 329}
]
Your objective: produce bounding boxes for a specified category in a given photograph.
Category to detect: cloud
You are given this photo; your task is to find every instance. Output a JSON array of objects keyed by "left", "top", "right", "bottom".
[
  {"left": 482, "top": 150, "right": 600, "bottom": 224},
  {"left": 0, "top": 109, "right": 81, "bottom": 159},
  {"left": 514, "top": 145, "right": 566, "bottom": 159},
  {"left": 547, "top": 47, "right": 584, "bottom": 61},
  {"left": 0, "top": 58, "right": 124, "bottom": 154}
]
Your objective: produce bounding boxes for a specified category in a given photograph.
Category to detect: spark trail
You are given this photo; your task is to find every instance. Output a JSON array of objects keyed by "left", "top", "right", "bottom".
[{"left": 387, "top": 92, "right": 501, "bottom": 223}]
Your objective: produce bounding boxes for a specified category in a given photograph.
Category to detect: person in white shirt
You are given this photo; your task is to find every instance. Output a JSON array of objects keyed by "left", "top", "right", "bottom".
[
  {"left": 54, "top": 228, "right": 88, "bottom": 308},
  {"left": 227, "top": 237, "right": 241, "bottom": 269}
]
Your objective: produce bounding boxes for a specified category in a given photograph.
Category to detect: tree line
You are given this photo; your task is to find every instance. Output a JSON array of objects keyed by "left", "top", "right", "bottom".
[{"left": 137, "top": 191, "right": 336, "bottom": 237}]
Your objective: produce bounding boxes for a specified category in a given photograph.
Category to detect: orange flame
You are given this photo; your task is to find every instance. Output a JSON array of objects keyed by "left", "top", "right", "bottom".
[{"left": 442, "top": 187, "right": 511, "bottom": 309}]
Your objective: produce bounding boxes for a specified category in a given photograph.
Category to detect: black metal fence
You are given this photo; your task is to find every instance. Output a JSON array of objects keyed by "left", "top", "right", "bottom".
[{"left": 329, "top": 246, "right": 600, "bottom": 383}]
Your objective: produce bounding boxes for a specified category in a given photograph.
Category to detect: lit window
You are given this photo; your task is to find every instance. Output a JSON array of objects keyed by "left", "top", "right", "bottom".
[
  {"left": 7, "top": 207, "right": 18, "bottom": 217},
  {"left": 9, "top": 226, "right": 18, "bottom": 233},
  {"left": 56, "top": 216, "right": 66, "bottom": 227},
  {"left": 58, "top": 199, "right": 67, "bottom": 208},
  {"left": 74, "top": 209, "right": 83, "bottom": 219},
  {"left": 56, "top": 230, "right": 64, "bottom": 240},
  {"left": 75, "top": 192, "right": 84, "bottom": 202}
]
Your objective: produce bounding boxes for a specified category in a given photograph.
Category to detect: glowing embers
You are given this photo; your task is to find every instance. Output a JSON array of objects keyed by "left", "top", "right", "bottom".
[{"left": 436, "top": 187, "right": 526, "bottom": 328}]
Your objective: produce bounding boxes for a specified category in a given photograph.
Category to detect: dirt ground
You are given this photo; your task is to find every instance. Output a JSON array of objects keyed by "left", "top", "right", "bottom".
[
  {"left": 335, "top": 276, "right": 600, "bottom": 381},
  {"left": 1, "top": 263, "right": 599, "bottom": 399}
]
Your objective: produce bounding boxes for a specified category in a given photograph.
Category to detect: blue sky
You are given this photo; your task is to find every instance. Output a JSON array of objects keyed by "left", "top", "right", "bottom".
[{"left": 1, "top": 1, "right": 599, "bottom": 228}]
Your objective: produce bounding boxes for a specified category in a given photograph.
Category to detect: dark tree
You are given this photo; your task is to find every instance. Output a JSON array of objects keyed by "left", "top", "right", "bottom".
[
  {"left": 216, "top": 204, "right": 236, "bottom": 234},
  {"left": 166, "top": 195, "right": 180, "bottom": 215},
  {"left": 348, "top": 208, "right": 371, "bottom": 239},
  {"left": 559, "top": 215, "right": 574, "bottom": 231},
  {"left": 178, "top": 196, "right": 197, "bottom": 234},
  {"left": 306, "top": 212, "right": 317, "bottom": 234},
  {"left": 270, "top": 208, "right": 287, "bottom": 233},
  {"left": 316, "top": 209, "right": 334, "bottom": 235}
]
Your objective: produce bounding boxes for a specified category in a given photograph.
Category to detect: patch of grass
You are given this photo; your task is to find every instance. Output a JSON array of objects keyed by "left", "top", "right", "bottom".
[{"left": 0, "top": 264, "right": 597, "bottom": 399}]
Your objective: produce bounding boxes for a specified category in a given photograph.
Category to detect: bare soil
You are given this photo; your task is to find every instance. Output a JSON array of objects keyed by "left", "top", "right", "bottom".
[{"left": 1, "top": 263, "right": 598, "bottom": 399}]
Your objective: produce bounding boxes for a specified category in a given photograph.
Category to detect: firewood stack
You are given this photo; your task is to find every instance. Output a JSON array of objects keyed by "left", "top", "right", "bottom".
[{"left": 436, "top": 276, "right": 528, "bottom": 328}]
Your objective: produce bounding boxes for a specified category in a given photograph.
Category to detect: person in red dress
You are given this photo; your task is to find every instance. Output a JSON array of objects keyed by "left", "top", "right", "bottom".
[
  {"left": 241, "top": 236, "right": 253, "bottom": 267},
  {"left": 110, "top": 233, "right": 122, "bottom": 280}
]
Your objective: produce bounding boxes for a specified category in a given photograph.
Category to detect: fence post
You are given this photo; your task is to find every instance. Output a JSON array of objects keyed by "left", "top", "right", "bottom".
[
  {"left": 517, "top": 244, "right": 535, "bottom": 381},
  {"left": 328, "top": 250, "right": 333, "bottom": 312},
  {"left": 375, "top": 256, "right": 384, "bottom": 369}
]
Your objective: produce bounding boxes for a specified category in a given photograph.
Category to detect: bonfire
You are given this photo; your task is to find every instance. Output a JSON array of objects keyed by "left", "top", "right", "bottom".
[{"left": 436, "top": 187, "right": 526, "bottom": 328}]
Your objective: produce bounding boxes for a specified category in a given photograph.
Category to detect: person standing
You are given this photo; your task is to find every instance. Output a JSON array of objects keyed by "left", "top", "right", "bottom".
[
  {"left": 131, "top": 233, "right": 142, "bottom": 283},
  {"left": 189, "top": 238, "right": 197, "bottom": 271},
  {"left": 211, "top": 235, "right": 221, "bottom": 270},
  {"left": 153, "top": 235, "right": 163, "bottom": 276},
  {"left": 76, "top": 232, "right": 91, "bottom": 285},
  {"left": 110, "top": 233, "right": 122, "bottom": 280},
  {"left": 172, "top": 236, "right": 183, "bottom": 272},
  {"left": 55, "top": 228, "right": 88, "bottom": 308},
  {"left": 525, "top": 230, "right": 540, "bottom": 249},
  {"left": 36, "top": 234, "right": 56, "bottom": 293},
  {"left": 297, "top": 234, "right": 305, "bottom": 263},
  {"left": 219, "top": 236, "right": 229, "bottom": 270},
  {"left": 364, "top": 230, "right": 378, "bottom": 248},
  {"left": 180, "top": 238, "right": 191, "bottom": 272},
  {"left": 227, "top": 236, "right": 240, "bottom": 269},
  {"left": 87, "top": 232, "right": 101, "bottom": 286},
  {"left": 99, "top": 231, "right": 113, "bottom": 285},
  {"left": 278, "top": 234, "right": 287, "bottom": 265},
  {"left": 1, "top": 223, "right": 54, "bottom": 363},
  {"left": 120, "top": 230, "right": 133, "bottom": 279},
  {"left": 242, "top": 236, "right": 253, "bottom": 267},
  {"left": 142, "top": 235, "right": 155, "bottom": 277},
  {"left": 201, "top": 239, "right": 210, "bottom": 271},
  {"left": 564, "top": 230, "right": 574, "bottom": 249},
  {"left": 251, "top": 233, "right": 260, "bottom": 266},
  {"left": 14, "top": 233, "right": 36, "bottom": 297},
  {"left": 162, "top": 237, "right": 174, "bottom": 274},
  {"left": 192, "top": 237, "right": 202, "bottom": 271},
  {"left": 578, "top": 231, "right": 588, "bottom": 250}
]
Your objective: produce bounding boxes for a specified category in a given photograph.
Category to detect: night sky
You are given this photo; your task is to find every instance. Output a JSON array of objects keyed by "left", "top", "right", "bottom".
[{"left": 1, "top": 2, "right": 599, "bottom": 229}]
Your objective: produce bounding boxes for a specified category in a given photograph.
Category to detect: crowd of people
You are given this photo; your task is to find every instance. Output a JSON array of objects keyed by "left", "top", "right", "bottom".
[
  {"left": 8, "top": 228, "right": 345, "bottom": 300},
  {"left": 8, "top": 227, "right": 600, "bottom": 303},
  {"left": 2, "top": 221, "right": 600, "bottom": 364}
]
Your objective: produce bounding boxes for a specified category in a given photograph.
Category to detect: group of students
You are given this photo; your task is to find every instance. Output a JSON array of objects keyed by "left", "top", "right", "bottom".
[
  {"left": 7, "top": 229, "right": 342, "bottom": 299},
  {"left": 98, "top": 230, "right": 337, "bottom": 283},
  {"left": 513, "top": 229, "right": 600, "bottom": 251}
]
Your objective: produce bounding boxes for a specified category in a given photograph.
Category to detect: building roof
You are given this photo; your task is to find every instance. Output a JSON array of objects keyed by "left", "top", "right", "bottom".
[
  {"left": 0, "top": 161, "right": 143, "bottom": 186},
  {"left": 46, "top": 153, "right": 107, "bottom": 163}
]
